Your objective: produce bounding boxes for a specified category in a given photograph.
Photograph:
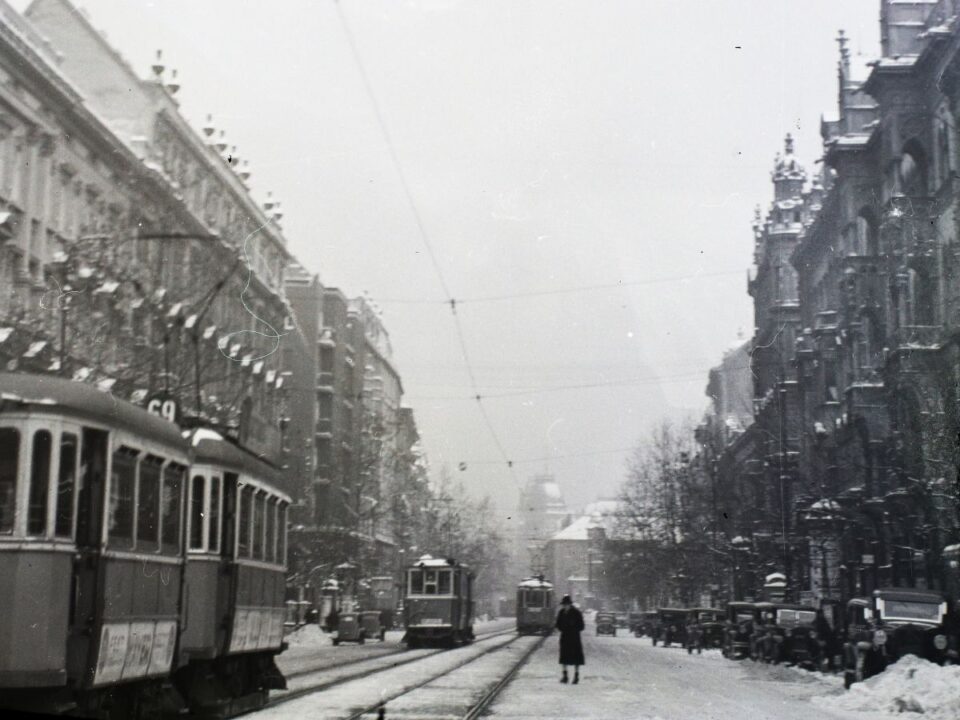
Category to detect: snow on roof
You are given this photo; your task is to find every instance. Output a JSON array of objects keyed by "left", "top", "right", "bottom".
[
  {"left": 517, "top": 577, "right": 553, "bottom": 589},
  {"left": 552, "top": 515, "right": 593, "bottom": 541}
]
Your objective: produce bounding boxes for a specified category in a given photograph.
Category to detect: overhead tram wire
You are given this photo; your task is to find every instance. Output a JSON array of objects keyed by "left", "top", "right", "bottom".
[
  {"left": 332, "top": 0, "right": 516, "bottom": 474},
  {"left": 375, "top": 268, "right": 746, "bottom": 305}
]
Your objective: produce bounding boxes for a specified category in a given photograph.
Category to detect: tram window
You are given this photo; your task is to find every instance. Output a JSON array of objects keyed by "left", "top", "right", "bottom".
[
  {"left": 0, "top": 428, "right": 19, "bottom": 535},
  {"left": 409, "top": 569, "right": 424, "bottom": 594},
  {"left": 55, "top": 433, "right": 78, "bottom": 538},
  {"left": 423, "top": 570, "right": 438, "bottom": 595},
  {"left": 277, "top": 502, "right": 287, "bottom": 565},
  {"left": 28, "top": 430, "right": 52, "bottom": 536},
  {"left": 108, "top": 447, "right": 138, "bottom": 548},
  {"left": 237, "top": 484, "right": 252, "bottom": 557},
  {"left": 137, "top": 455, "right": 163, "bottom": 552},
  {"left": 253, "top": 491, "right": 265, "bottom": 560},
  {"left": 190, "top": 474, "right": 205, "bottom": 550},
  {"left": 161, "top": 464, "right": 184, "bottom": 555},
  {"left": 208, "top": 475, "right": 220, "bottom": 553},
  {"left": 438, "top": 570, "right": 452, "bottom": 595},
  {"left": 265, "top": 497, "right": 276, "bottom": 563},
  {"left": 525, "top": 591, "right": 544, "bottom": 608}
]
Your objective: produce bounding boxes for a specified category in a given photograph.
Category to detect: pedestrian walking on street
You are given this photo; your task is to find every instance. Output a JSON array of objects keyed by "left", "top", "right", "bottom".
[{"left": 556, "top": 594, "right": 585, "bottom": 684}]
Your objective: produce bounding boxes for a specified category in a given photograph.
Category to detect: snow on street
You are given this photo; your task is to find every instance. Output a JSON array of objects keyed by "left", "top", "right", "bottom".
[
  {"left": 488, "top": 619, "right": 868, "bottom": 720},
  {"left": 259, "top": 616, "right": 960, "bottom": 720}
]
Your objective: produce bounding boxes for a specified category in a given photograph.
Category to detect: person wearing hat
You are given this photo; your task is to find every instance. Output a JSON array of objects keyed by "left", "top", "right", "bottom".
[{"left": 555, "top": 594, "right": 585, "bottom": 684}]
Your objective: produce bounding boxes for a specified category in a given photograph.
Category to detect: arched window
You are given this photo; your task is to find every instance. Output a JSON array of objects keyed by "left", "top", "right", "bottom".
[
  {"left": 900, "top": 143, "right": 928, "bottom": 197},
  {"left": 855, "top": 210, "right": 878, "bottom": 256},
  {"left": 908, "top": 268, "right": 936, "bottom": 326},
  {"left": 936, "top": 116, "right": 953, "bottom": 186}
]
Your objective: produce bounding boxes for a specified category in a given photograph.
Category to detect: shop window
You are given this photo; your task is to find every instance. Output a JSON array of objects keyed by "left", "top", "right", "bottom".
[
  {"left": 190, "top": 475, "right": 205, "bottom": 550},
  {"left": 55, "top": 433, "right": 77, "bottom": 538},
  {"left": 0, "top": 428, "right": 19, "bottom": 534},
  {"left": 137, "top": 455, "right": 163, "bottom": 552},
  {"left": 161, "top": 464, "right": 184, "bottom": 555},
  {"left": 108, "top": 447, "right": 138, "bottom": 549},
  {"left": 28, "top": 430, "right": 52, "bottom": 535}
]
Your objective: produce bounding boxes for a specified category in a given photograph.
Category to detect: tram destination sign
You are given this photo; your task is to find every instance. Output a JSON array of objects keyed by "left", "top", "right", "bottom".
[{"left": 146, "top": 393, "right": 180, "bottom": 425}]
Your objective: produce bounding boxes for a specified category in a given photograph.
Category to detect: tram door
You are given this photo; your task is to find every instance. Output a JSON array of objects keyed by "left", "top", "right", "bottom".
[
  {"left": 216, "top": 472, "right": 239, "bottom": 651},
  {"left": 67, "top": 428, "right": 108, "bottom": 682}
]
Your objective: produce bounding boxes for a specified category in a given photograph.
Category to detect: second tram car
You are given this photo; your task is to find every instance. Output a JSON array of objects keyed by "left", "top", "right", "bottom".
[
  {"left": 402, "top": 555, "right": 474, "bottom": 647},
  {"left": 516, "top": 577, "right": 555, "bottom": 635},
  {"left": 0, "top": 373, "right": 289, "bottom": 719}
]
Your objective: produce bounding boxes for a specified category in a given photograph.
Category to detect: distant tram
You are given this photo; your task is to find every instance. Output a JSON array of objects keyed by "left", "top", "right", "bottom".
[
  {"left": 516, "top": 577, "right": 555, "bottom": 635},
  {"left": 402, "top": 555, "right": 475, "bottom": 647}
]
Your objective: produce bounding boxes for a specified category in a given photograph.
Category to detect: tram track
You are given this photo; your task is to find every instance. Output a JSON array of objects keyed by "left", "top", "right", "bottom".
[
  {"left": 265, "top": 628, "right": 518, "bottom": 711},
  {"left": 344, "top": 633, "right": 547, "bottom": 720}
]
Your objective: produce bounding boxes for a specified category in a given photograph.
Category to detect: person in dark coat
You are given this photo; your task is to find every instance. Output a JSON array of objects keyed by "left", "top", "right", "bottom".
[{"left": 556, "top": 594, "right": 585, "bottom": 684}]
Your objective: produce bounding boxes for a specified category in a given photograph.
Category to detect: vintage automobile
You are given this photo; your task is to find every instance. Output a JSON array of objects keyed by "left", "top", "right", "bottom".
[
  {"left": 685, "top": 608, "right": 724, "bottom": 653},
  {"left": 360, "top": 610, "right": 386, "bottom": 642},
  {"left": 757, "top": 605, "right": 819, "bottom": 665},
  {"left": 722, "top": 602, "right": 760, "bottom": 659},
  {"left": 748, "top": 602, "right": 778, "bottom": 660},
  {"left": 615, "top": 612, "right": 630, "bottom": 629},
  {"left": 652, "top": 608, "right": 688, "bottom": 647},
  {"left": 332, "top": 612, "right": 366, "bottom": 645},
  {"left": 627, "top": 611, "right": 645, "bottom": 635},
  {"left": 842, "top": 588, "right": 955, "bottom": 688},
  {"left": 596, "top": 612, "right": 618, "bottom": 636},
  {"left": 636, "top": 610, "right": 659, "bottom": 638}
]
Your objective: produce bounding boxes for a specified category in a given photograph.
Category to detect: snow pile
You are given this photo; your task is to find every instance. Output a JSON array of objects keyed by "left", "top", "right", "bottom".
[
  {"left": 283, "top": 624, "right": 332, "bottom": 649},
  {"left": 813, "top": 655, "right": 960, "bottom": 719}
]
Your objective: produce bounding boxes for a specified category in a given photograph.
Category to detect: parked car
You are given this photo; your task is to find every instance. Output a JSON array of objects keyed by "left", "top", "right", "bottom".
[
  {"left": 596, "top": 611, "right": 618, "bottom": 636},
  {"left": 615, "top": 612, "right": 630, "bottom": 629},
  {"left": 685, "top": 608, "right": 724, "bottom": 653},
  {"left": 360, "top": 610, "right": 386, "bottom": 642},
  {"left": 748, "top": 602, "right": 777, "bottom": 660},
  {"left": 332, "top": 611, "right": 366, "bottom": 645},
  {"left": 722, "top": 602, "right": 760, "bottom": 659},
  {"left": 756, "top": 604, "right": 818, "bottom": 666},
  {"left": 636, "top": 610, "right": 659, "bottom": 638},
  {"left": 842, "top": 588, "right": 955, "bottom": 688},
  {"left": 652, "top": 608, "right": 687, "bottom": 647},
  {"left": 627, "top": 611, "right": 645, "bottom": 635}
]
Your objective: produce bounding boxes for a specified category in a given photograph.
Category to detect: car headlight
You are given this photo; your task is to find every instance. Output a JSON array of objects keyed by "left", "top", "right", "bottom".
[
  {"left": 809, "top": 630, "right": 817, "bottom": 640},
  {"left": 873, "top": 630, "right": 887, "bottom": 645},
  {"left": 934, "top": 634, "right": 948, "bottom": 651},
  {"left": 670, "top": 625, "right": 676, "bottom": 632}
]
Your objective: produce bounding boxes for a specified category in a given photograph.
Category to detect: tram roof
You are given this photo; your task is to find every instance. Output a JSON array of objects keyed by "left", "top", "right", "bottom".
[
  {"left": 407, "top": 555, "right": 468, "bottom": 569},
  {"left": 0, "top": 372, "right": 185, "bottom": 449},
  {"left": 517, "top": 578, "right": 553, "bottom": 589},
  {"left": 189, "top": 428, "right": 287, "bottom": 498}
]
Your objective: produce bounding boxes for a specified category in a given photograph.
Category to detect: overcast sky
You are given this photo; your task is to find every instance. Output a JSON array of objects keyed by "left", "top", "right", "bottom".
[{"left": 15, "top": 0, "right": 880, "bottom": 516}]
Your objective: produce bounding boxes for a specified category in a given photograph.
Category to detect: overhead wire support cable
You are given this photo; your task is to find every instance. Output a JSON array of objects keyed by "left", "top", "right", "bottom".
[{"left": 333, "top": 0, "right": 514, "bottom": 473}]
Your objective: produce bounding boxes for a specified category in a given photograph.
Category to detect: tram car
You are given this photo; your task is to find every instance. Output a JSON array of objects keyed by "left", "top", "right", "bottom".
[
  {"left": 0, "top": 373, "right": 290, "bottom": 719},
  {"left": 402, "top": 555, "right": 475, "bottom": 647},
  {"left": 516, "top": 577, "right": 555, "bottom": 635}
]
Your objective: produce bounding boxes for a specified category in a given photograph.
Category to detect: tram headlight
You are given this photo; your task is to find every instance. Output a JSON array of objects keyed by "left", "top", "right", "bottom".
[
  {"left": 934, "top": 634, "right": 948, "bottom": 651},
  {"left": 873, "top": 630, "right": 887, "bottom": 645}
]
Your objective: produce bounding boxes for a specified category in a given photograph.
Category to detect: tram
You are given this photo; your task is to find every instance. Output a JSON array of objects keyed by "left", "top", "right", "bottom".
[
  {"left": 402, "top": 555, "right": 475, "bottom": 647},
  {"left": 0, "top": 373, "right": 289, "bottom": 719},
  {"left": 516, "top": 576, "right": 555, "bottom": 635}
]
